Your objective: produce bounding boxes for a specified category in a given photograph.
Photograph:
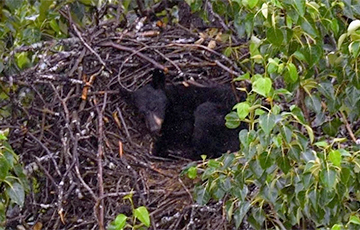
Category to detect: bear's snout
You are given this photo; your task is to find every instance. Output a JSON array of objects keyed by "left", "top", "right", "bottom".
[{"left": 145, "top": 112, "right": 163, "bottom": 133}]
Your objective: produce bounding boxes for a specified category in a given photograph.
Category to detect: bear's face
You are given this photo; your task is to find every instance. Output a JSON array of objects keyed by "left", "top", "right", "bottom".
[{"left": 132, "top": 84, "right": 168, "bottom": 133}]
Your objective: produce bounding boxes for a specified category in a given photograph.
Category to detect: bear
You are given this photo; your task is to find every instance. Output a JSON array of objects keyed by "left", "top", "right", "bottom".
[{"left": 131, "top": 69, "right": 246, "bottom": 159}]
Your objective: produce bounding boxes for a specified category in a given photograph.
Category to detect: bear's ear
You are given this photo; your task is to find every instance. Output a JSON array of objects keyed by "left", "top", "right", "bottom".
[{"left": 150, "top": 69, "right": 165, "bottom": 90}]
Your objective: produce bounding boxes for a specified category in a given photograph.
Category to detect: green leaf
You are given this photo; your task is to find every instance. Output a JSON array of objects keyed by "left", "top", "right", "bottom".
[
  {"left": 239, "top": 129, "right": 249, "bottom": 147},
  {"left": 280, "top": 125, "right": 292, "bottom": 143},
  {"left": 340, "top": 167, "right": 350, "bottom": 185},
  {"left": 322, "top": 118, "right": 342, "bottom": 137},
  {"left": 277, "top": 63, "right": 285, "bottom": 73},
  {"left": 349, "top": 215, "right": 360, "bottom": 225},
  {"left": 331, "top": 19, "right": 339, "bottom": 35},
  {"left": 224, "top": 47, "right": 232, "bottom": 57},
  {"left": 300, "top": 16, "right": 318, "bottom": 38},
  {"left": 16, "top": 52, "right": 30, "bottom": 69},
  {"left": 195, "top": 185, "right": 210, "bottom": 205},
  {"left": 266, "top": 27, "right": 284, "bottom": 47},
  {"left": 299, "top": 45, "right": 323, "bottom": 67},
  {"left": 0, "top": 156, "right": 10, "bottom": 180},
  {"left": 304, "top": 125, "right": 314, "bottom": 143},
  {"left": 331, "top": 224, "right": 343, "bottom": 230},
  {"left": 338, "top": 33, "right": 347, "bottom": 50},
  {"left": 39, "top": 0, "right": 53, "bottom": 22},
  {"left": 5, "top": 0, "right": 24, "bottom": 11},
  {"left": 7, "top": 182, "right": 25, "bottom": 206},
  {"left": 259, "top": 151, "right": 273, "bottom": 169},
  {"left": 234, "top": 102, "right": 250, "bottom": 119},
  {"left": 277, "top": 155, "right": 291, "bottom": 174},
  {"left": 208, "top": 159, "right": 221, "bottom": 168},
  {"left": 259, "top": 113, "right": 278, "bottom": 135},
  {"left": 347, "top": 20, "right": 360, "bottom": 35},
  {"left": 272, "top": 105, "right": 281, "bottom": 114},
  {"left": 290, "top": 105, "right": 307, "bottom": 124},
  {"left": 248, "top": 207, "right": 266, "bottom": 229},
  {"left": 225, "top": 200, "right": 234, "bottom": 222},
  {"left": 314, "top": 141, "right": 328, "bottom": 147},
  {"left": 286, "top": 16, "right": 293, "bottom": 28},
  {"left": 0, "top": 133, "right": 6, "bottom": 140},
  {"left": 320, "top": 168, "right": 336, "bottom": 190},
  {"left": 255, "top": 108, "right": 265, "bottom": 116},
  {"left": 305, "top": 95, "right": 322, "bottom": 114},
  {"left": 225, "top": 111, "right": 240, "bottom": 129},
  {"left": 339, "top": 149, "right": 351, "bottom": 157},
  {"left": 109, "top": 214, "right": 127, "bottom": 230},
  {"left": 222, "top": 153, "right": 235, "bottom": 169},
  {"left": 187, "top": 166, "right": 197, "bottom": 179},
  {"left": 267, "top": 62, "right": 278, "bottom": 73},
  {"left": 349, "top": 41, "right": 360, "bottom": 58},
  {"left": 293, "top": 51, "right": 306, "bottom": 61},
  {"left": 252, "top": 77, "right": 272, "bottom": 97},
  {"left": 292, "top": 0, "right": 305, "bottom": 17},
  {"left": 308, "top": 189, "right": 318, "bottom": 211},
  {"left": 261, "top": 3, "right": 268, "bottom": 18},
  {"left": 247, "top": 0, "right": 259, "bottom": 9},
  {"left": 329, "top": 150, "right": 342, "bottom": 167},
  {"left": 234, "top": 201, "right": 251, "bottom": 229},
  {"left": 134, "top": 206, "right": 150, "bottom": 227},
  {"left": 287, "top": 63, "right": 299, "bottom": 82},
  {"left": 2, "top": 142, "right": 17, "bottom": 167},
  {"left": 49, "top": 19, "right": 60, "bottom": 33},
  {"left": 233, "top": 72, "right": 250, "bottom": 81},
  {"left": 273, "top": 89, "right": 291, "bottom": 97}
]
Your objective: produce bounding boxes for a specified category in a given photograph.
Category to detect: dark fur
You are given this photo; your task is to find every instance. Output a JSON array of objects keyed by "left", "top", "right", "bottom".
[{"left": 131, "top": 69, "right": 246, "bottom": 159}]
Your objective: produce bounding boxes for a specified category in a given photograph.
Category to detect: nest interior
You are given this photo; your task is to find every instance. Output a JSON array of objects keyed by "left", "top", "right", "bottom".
[{"left": 2, "top": 11, "right": 249, "bottom": 230}]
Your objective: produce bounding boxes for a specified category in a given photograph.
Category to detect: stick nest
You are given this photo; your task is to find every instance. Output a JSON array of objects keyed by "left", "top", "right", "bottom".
[{"left": 2, "top": 9, "right": 249, "bottom": 230}]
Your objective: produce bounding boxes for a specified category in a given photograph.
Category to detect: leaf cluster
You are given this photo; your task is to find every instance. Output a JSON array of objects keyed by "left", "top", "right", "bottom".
[
  {"left": 107, "top": 192, "right": 150, "bottom": 230},
  {"left": 0, "top": 130, "right": 28, "bottom": 229}
]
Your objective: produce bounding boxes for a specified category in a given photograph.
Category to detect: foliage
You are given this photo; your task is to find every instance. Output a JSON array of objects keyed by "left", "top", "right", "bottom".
[
  {"left": 0, "top": 0, "right": 113, "bottom": 74},
  {"left": 185, "top": 0, "right": 360, "bottom": 229},
  {"left": 0, "top": 130, "right": 29, "bottom": 229},
  {"left": 107, "top": 192, "right": 151, "bottom": 230}
]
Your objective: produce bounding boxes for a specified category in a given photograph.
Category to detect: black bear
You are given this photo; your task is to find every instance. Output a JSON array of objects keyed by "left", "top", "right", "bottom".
[{"left": 131, "top": 69, "right": 245, "bottom": 159}]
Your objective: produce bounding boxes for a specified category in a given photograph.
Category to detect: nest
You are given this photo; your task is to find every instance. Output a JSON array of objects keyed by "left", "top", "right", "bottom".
[{"left": 1, "top": 8, "right": 249, "bottom": 230}]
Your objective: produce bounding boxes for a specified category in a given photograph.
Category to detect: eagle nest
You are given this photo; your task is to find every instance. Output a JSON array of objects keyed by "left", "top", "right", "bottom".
[{"left": 1, "top": 4, "right": 249, "bottom": 229}]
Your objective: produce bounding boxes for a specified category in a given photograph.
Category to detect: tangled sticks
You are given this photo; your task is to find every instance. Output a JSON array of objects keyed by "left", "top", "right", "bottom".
[{"left": 2, "top": 14, "right": 248, "bottom": 230}]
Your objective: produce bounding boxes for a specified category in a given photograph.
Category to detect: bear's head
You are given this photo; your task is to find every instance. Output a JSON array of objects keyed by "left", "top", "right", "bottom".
[{"left": 132, "top": 69, "right": 168, "bottom": 133}]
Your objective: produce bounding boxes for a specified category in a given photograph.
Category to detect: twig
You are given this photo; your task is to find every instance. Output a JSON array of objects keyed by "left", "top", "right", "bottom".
[
  {"left": 116, "top": 107, "right": 132, "bottom": 141},
  {"left": 168, "top": 42, "right": 242, "bottom": 73},
  {"left": 178, "top": 177, "right": 193, "bottom": 200},
  {"left": 340, "top": 111, "right": 358, "bottom": 143},
  {"left": 99, "top": 41, "right": 166, "bottom": 70},
  {"left": 27, "top": 132, "right": 62, "bottom": 177},
  {"left": 94, "top": 93, "right": 107, "bottom": 230},
  {"left": 68, "top": 48, "right": 86, "bottom": 77},
  {"left": 67, "top": 7, "right": 107, "bottom": 68},
  {"left": 205, "top": 1, "right": 229, "bottom": 32}
]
